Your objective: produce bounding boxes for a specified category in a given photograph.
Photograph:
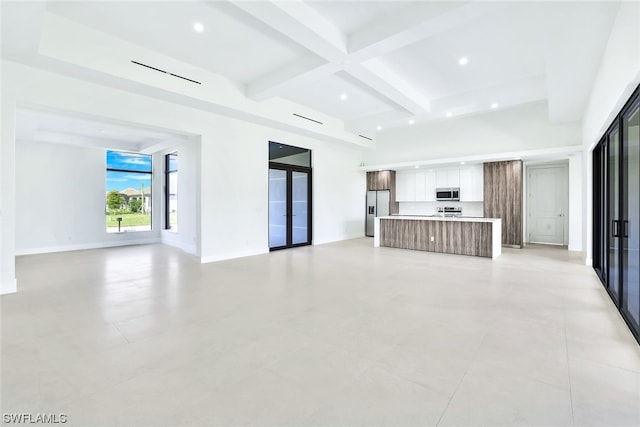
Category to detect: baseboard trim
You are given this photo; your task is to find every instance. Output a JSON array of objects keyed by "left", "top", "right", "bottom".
[
  {"left": 1, "top": 278, "right": 17, "bottom": 295},
  {"left": 313, "top": 233, "right": 365, "bottom": 246},
  {"left": 161, "top": 238, "right": 197, "bottom": 255},
  {"left": 15, "top": 238, "right": 162, "bottom": 256},
  {"left": 200, "top": 248, "right": 268, "bottom": 264}
]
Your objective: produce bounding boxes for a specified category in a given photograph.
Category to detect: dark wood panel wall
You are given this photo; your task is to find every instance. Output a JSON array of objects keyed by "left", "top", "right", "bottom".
[
  {"left": 483, "top": 160, "right": 523, "bottom": 247},
  {"left": 380, "top": 219, "right": 493, "bottom": 258},
  {"left": 367, "top": 170, "right": 399, "bottom": 215}
]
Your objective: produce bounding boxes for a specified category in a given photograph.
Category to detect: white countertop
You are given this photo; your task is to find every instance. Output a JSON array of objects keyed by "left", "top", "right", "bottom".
[{"left": 379, "top": 215, "right": 501, "bottom": 223}]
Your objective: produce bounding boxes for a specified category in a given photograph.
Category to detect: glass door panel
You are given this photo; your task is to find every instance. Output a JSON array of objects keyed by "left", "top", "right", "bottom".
[
  {"left": 269, "top": 169, "right": 287, "bottom": 248},
  {"left": 292, "top": 171, "right": 309, "bottom": 245},
  {"left": 269, "top": 166, "right": 311, "bottom": 250},
  {"left": 608, "top": 127, "right": 621, "bottom": 302},
  {"left": 622, "top": 98, "right": 640, "bottom": 331}
]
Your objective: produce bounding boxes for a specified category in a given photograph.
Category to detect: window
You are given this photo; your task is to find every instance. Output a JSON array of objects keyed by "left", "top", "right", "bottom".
[
  {"left": 165, "top": 153, "right": 178, "bottom": 231},
  {"left": 105, "top": 150, "right": 152, "bottom": 233}
]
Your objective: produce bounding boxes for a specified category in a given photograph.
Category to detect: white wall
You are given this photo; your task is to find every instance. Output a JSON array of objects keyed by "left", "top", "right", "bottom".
[
  {"left": 1, "top": 66, "right": 17, "bottom": 293},
  {"left": 582, "top": 1, "right": 640, "bottom": 264},
  {"left": 365, "top": 102, "right": 582, "bottom": 165},
  {"left": 198, "top": 120, "right": 364, "bottom": 263},
  {"left": 1, "top": 60, "right": 365, "bottom": 292},
  {"left": 160, "top": 137, "right": 200, "bottom": 255},
  {"left": 568, "top": 153, "right": 583, "bottom": 251},
  {"left": 14, "top": 140, "right": 162, "bottom": 254}
]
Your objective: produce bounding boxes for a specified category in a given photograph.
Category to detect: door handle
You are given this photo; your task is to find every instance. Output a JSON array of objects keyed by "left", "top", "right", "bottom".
[
  {"left": 623, "top": 220, "right": 629, "bottom": 238},
  {"left": 612, "top": 220, "right": 620, "bottom": 237}
]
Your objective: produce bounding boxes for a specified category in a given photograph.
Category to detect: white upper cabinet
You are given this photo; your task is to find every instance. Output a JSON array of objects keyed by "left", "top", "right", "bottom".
[
  {"left": 414, "top": 171, "right": 426, "bottom": 201},
  {"left": 436, "top": 168, "right": 460, "bottom": 188},
  {"left": 459, "top": 168, "right": 473, "bottom": 200},
  {"left": 424, "top": 170, "right": 436, "bottom": 201},
  {"left": 472, "top": 165, "right": 484, "bottom": 201},
  {"left": 395, "top": 171, "right": 415, "bottom": 201},
  {"left": 459, "top": 165, "right": 484, "bottom": 201},
  {"left": 395, "top": 166, "right": 481, "bottom": 202}
]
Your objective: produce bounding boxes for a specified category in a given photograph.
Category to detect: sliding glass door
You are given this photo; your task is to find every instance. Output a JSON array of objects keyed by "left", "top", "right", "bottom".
[
  {"left": 621, "top": 96, "right": 640, "bottom": 332},
  {"left": 593, "top": 85, "right": 640, "bottom": 343},
  {"left": 608, "top": 125, "right": 621, "bottom": 303}
]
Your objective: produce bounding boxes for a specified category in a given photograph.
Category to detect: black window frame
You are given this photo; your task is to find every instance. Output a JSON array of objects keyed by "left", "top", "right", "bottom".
[
  {"left": 165, "top": 153, "right": 178, "bottom": 231},
  {"left": 105, "top": 150, "right": 153, "bottom": 232}
]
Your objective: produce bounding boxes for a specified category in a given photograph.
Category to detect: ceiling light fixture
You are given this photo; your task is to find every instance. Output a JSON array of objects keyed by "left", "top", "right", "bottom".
[
  {"left": 408, "top": 119, "right": 415, "bottom": 125},
  {"left": 376, "top": 126, "right": 383, "bottom": 131},
  {"left": 446, "top": 112, "right": 453, "bottom": 118},
  {"left": 414, "top": 165, "right": 419, "bottom": 169},
  {"left": 458, "top": 57, "right": 468, "bottom": 66},
  {"left": 193, "top": 22, "right": 204, "bottom": 33},
  {"left": 491, "top": 103, "right": 499, "bottom": 109},
  {"left": 460, "top": 162, "right": 465, "bottom": 165},
  {"left": 340, "top": 93, "right": 348, "bottom": 101}
]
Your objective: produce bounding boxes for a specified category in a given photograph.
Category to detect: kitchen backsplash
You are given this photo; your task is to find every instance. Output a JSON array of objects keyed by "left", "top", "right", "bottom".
[{"left": 398, "top": 201, "right": 484, "bottom": 217}]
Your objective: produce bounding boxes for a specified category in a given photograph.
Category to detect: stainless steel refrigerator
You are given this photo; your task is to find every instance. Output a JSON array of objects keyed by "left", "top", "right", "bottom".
[{"left": 366, "top": 190, "right": 390, "bottom": 237}]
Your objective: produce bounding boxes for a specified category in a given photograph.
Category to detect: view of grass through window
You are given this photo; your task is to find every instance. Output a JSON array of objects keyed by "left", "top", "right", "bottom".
[{"left": 106, "top": 151, "right": 152, "bottom": 233}]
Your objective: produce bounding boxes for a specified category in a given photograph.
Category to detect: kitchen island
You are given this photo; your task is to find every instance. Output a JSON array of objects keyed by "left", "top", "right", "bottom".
[{"left": 374, "top": 215, "right": 502, "bottom": 259}]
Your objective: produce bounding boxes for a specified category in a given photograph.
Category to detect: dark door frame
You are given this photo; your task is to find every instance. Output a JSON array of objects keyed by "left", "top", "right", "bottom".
[
  {"left": 268, "top": 162, "right": 312, "bottom": 251},
  {"left": 592, "top": 84, "right": 640, "bottom": 344}
]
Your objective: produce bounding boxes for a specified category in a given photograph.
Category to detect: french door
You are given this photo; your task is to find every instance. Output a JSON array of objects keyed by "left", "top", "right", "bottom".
[
  {"left": 593, "top": 85, "right": 640, "bottom": 343},
  {"left": 268, "top": 165, "right": 312, "bottom": 250}
]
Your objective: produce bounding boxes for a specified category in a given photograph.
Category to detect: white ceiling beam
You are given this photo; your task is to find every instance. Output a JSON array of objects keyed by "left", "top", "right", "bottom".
[
  {"left": 247, "top": 55, "right": 341, "bottom": 101},
  {"left": 229, "top": 0, "right": 347, "bottom": 62},
  {"left": 429, "top": 75, "right": 548, "bottom": 115},
  {"left": 229, "top": 0, "right": 349, "bottom": 101},
  {"left": 346, "top": 60, "right": 431, "bottom": 114},
  {"left": 345, "top": 109, "right": 410, "bottom": 134},
  {"left": 347, "top": 1, "right": 509, "bottom": 62},
  {"left": 29, "top": 131, "right": 142, "bottom": 152},
  {"left": 234, "top": 0, "right": 504, "bottom": 118}
]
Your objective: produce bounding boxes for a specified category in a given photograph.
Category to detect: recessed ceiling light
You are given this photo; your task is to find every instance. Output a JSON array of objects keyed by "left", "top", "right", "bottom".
[
  {"left": 408, "top": 119, "right": 415, "bottom": 125},
  {"left": 194, "top": 22, "right": 204, "bottom": 33},
  {"left": 458, "top": 57, "right": 468, "bottom": 66},
  {"left": 446, "top": 112, "right": 453, "bottom": 118},
  {"left": 340, "top": 93, "right": 348, "bottom": 101},
  {"left": 414, "top": 165, "right": 419, "bottom": 169},
  {"left": 376, "top": 126, "right": 383, "bottom": 131},
  {"left": 460, "top": 162, "right": 465, "bottom": 165},
  {"left": 491, "top": 103, "right": 499, "bottom": 109}
]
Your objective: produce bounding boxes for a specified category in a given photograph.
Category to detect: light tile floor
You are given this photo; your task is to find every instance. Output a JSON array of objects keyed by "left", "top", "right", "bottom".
[{"left": 2, "top": 238, "right": 639, "bottom": 426}]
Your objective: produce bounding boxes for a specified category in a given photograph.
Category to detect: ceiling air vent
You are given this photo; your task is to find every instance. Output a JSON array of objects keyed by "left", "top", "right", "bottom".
[
  {"left": 293, "top": 113, "right": 323, "bottom": 125},
  {"left": 131, "top": 60, "right": 201, "bottom": 85},
  {"left": 359, "top": 135, "right": 373, "bottom": 141}
]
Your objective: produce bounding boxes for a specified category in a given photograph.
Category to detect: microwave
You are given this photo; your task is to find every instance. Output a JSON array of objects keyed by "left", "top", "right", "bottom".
[{"left": 436, "top": 188, "right": 460, "bottom": 201}]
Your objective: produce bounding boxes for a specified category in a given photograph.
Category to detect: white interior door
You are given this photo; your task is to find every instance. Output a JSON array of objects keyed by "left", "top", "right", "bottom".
[{"left": 528, "top": 165, "right": 568, "bottom": 244}]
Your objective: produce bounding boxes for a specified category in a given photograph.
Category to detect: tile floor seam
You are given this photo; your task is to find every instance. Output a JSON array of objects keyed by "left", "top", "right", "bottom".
[
  {"left": 6, "top": 240, "right": 640, "bottom": 426},
  {"left": 111, "top": 322, "right": 131, "bottom": 345},
  {"left": 564, "top": 316, "right": 576, "bottom": 427},
  {"left": 567, "top": 353, "right": 640, "bottom": 375},
  {"left": 434, "top": 331, "right": 489, "bottom": 427}
]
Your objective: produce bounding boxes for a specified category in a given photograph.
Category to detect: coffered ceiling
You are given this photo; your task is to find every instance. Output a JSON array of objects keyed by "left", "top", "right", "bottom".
[{"left": 1, "top": 1, "right": 623, "bottom": 144}]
